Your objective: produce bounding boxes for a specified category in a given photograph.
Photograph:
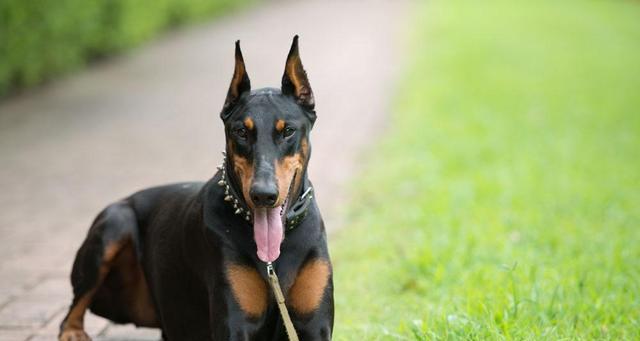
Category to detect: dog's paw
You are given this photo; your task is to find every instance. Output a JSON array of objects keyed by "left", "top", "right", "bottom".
[{"left": 59, "top": 329, "right": 91, "bottom": 341}]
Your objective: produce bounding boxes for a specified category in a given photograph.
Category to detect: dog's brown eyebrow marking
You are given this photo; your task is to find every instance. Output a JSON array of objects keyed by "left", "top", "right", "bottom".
[
  {"left": 244, "top": 117, "right": 254, "bottom": 130},
  {"left": 288, "top": 258, "right": 331, "bottom": 314},
  {"left": 275, "top": 119, "right": 285, "bottom": 132},
  {"left": 226, "top": 264, "right": 267, "bottom": 317}
]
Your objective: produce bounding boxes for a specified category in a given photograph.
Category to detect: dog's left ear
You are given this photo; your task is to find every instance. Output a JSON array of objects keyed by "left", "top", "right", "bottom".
[
  {"left": 282, "top": 35, "right": 315, "bottom": 113},
  {"left": 221, "top": 40, "right": 251, "bottom": 120}
]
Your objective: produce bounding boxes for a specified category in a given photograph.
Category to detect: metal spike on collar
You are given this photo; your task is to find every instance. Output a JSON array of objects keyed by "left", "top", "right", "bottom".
[{"left": 219, "top": 151, "right": 252, "bottom": 221}]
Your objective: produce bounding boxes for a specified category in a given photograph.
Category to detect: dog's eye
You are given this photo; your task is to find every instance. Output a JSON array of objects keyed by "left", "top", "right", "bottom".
[
  {"left": 283, "top": 126, "right": 296, "bottom": 138},
  {"left": 234, "top": 128, "right": 248, "bottom": 139}
]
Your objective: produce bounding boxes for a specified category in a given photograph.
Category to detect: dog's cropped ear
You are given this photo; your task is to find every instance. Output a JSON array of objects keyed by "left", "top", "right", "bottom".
[
  {"left": 281, "top": 35, "right": 315, "bottom": 112},
  {"left": 221, "top": 40, "right": 251, "bottom": 120}
]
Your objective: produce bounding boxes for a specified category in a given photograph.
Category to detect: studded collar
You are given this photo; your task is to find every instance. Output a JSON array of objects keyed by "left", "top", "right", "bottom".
[{"left": 216, "top": 152, "right": 314, "bottom": 231}]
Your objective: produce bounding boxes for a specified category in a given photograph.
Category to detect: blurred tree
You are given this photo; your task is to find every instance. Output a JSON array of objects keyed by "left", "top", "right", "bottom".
[{"left": 0, "top": 0, "right": 247, "bottom": 98}]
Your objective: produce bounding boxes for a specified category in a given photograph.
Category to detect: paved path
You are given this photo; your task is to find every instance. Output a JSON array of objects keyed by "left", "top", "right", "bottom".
[{"left": 0, "top": 0, "right": 408, "bottom": 339}]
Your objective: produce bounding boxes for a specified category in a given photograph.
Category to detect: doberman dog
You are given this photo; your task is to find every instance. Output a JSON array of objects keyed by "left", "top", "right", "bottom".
[{"left": 59, "top": 36, "right": 334, "bottom": 341}]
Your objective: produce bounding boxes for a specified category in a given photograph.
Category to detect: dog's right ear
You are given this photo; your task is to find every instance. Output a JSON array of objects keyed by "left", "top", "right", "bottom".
[
  {"left": 281, "top": 35, "right": 314, "bottom": 111},
  {"left": 221, "top": 40, "right": 251, "bottom": 120}
]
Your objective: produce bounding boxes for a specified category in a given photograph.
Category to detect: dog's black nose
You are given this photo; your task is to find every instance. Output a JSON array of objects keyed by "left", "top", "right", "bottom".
[{"left": 250, "top": 182, "right": 278, "bottom": 207}]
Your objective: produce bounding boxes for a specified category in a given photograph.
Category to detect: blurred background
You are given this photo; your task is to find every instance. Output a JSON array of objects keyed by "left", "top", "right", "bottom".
[{"left": 0, "top": 0, "right": 638, "bottom": 340}]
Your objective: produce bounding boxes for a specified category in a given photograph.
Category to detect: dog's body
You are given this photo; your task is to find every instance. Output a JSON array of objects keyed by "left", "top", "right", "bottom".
[{"left": 59, "top": 37, "right": 334, "bottom": 341}]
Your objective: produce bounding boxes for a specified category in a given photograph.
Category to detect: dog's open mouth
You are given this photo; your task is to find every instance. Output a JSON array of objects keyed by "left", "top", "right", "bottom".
[{"left": 252, "top": 173, "right": 295, "bottom": 263}]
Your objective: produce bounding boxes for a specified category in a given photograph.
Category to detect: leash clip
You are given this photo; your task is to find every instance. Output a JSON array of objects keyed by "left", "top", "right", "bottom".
[
  {"left": 266, "top": 262, "right": 275, "bottom": 277},
  {"left": 265, "top": 261, "right": 299, "bottom": 340}
]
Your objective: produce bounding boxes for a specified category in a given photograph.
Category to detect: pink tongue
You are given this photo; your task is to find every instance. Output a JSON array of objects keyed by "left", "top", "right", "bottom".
[{"left": 253, "top": 207, "right": 284, "bottom": 262}]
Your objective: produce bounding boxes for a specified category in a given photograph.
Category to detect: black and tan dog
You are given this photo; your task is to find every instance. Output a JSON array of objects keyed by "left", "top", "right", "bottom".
[{"left": 59, "top": 36, "right": 333, "bottom": 341}]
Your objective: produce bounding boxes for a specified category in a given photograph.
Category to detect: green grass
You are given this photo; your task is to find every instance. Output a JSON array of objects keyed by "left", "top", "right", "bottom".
[{"left": 332, "top": 0, "right": 640, "bottom": 339}]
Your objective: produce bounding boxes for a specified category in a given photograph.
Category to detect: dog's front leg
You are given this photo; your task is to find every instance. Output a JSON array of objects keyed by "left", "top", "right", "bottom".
[
  {"left": 209, "top": 263, "right": 269, "bottom": 340},
  {"left": 288, "top": 259, "right": 335, "bottom": 341}
]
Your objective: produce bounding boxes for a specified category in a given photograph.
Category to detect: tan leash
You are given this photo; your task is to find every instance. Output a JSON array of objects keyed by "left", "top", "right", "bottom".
[{"left": 267, "top": 262, "right": 299, "bottom": 341}]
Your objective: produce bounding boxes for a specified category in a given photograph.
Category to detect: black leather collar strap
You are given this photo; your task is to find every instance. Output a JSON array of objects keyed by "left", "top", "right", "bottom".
[{"left": 285, "top": 186, "right": 313, "bottom": 231}]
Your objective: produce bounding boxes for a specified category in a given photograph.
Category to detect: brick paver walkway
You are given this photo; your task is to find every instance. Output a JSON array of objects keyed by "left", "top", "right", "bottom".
[{"left": 0, "top": 0, "right": 408, "bottom": 339}]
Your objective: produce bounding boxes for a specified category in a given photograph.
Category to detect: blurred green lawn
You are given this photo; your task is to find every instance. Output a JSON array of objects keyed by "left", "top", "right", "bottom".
[{"left": 332, "top": 0, "right": 640, "bottom": 339}]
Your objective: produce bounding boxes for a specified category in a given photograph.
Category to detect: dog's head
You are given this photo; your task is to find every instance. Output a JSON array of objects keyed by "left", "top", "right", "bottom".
[{"left": 220, "top": 36, "right": 315, "bottom": 262}]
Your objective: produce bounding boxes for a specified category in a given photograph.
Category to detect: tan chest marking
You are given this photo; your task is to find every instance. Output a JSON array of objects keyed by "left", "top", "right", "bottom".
[
  {"left": 226, "top": 264, "right": 268, "bottom": 317},
  {"left": 288, "top": 259, "right": 331, "bottom": 314}
]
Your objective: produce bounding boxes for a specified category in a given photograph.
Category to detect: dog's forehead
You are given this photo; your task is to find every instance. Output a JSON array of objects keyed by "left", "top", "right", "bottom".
[
  {"left": 224, "top": 87, "right": 312, "bottom": 128},
  {"left": 246, "top": 94, "right": 282, "bottom": 114},
  {"left": 236, "top": 89, "right": 302, "bottom": 122}
]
